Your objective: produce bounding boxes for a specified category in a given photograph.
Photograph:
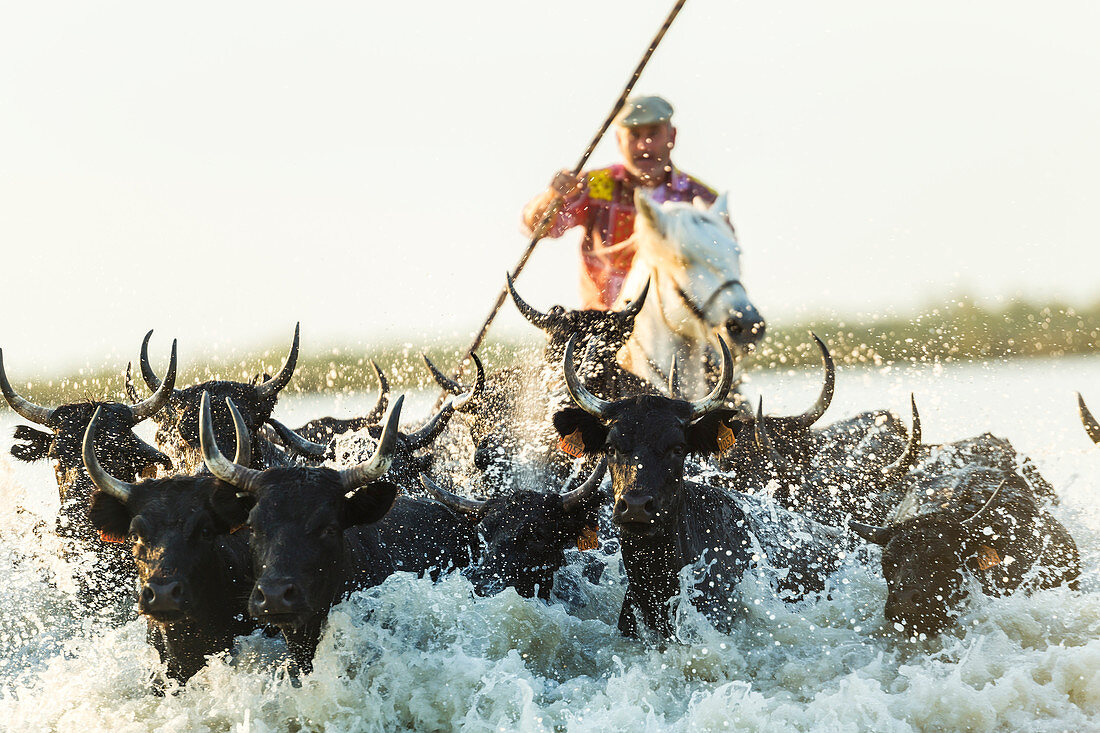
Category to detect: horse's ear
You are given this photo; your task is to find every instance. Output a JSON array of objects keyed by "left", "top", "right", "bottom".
[
  {"left": 709, "top": 192, "right": 729, "bottom": 220},
  {"left": 633, "top": 189, "right": 665, "bottom": 237}
]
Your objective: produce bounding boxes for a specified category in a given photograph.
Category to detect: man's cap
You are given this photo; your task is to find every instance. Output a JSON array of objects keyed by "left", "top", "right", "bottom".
[{"left": 615, "top": 95, "right": 674, "bottom": 127}]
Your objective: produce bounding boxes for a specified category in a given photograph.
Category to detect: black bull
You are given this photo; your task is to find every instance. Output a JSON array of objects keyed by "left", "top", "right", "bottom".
[
  {"left": 421, "top": 458, "right": 608, "bottom": 600},
  {"left": 1, "top": 343, "right": 177, "bottom": 616},
  {"left": 850, "top": 456, "right": 1079, "bottom": 637},
  {"left": 265, "top": 354, "right": 484, "bottom": 493},
  {"left": 198, "top": 392, "right": 477, "bottom": 671},
  {"left": 82, "top": 401, "right": 255, "bottom": 683},
  {"left": 130, "top": 325, "right": 300, "bottom": 470},
  {"left": 555, "top": 334, "right": 843, "bottom": 637}
]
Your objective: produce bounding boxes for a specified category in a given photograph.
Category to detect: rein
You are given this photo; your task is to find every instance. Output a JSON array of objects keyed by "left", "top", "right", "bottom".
[{"left": 673, "top": 278, "right": 743, "bottom": 323}]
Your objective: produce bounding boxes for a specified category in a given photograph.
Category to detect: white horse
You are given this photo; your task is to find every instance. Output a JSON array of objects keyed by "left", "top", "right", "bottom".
[{"left": 612, "top": 190, "right": 765, "bottom": 398}]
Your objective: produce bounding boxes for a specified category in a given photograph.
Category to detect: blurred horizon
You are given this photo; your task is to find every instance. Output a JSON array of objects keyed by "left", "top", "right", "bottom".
[{"left": 3, "top": 1, "right": 1098, "bottom": 372}]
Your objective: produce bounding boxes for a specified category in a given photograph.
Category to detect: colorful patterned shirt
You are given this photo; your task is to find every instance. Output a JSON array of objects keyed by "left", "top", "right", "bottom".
[{"left": 535, "top": 165, "right": 717, "bottom": 309}]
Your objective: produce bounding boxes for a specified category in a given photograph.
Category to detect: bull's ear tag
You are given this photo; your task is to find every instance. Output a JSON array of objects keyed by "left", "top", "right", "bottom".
[
  {"left": 976, "top": 544, "right": 1002, "bottom": 570},
  {"left": 559, "top": 429, "right": 586, "bottom": 458},
  {"left": 577, "top": 524, "right": 599, "bottom": 551},
  {"left": 716, "top": 422, "right": 737, "bottom": 452},
  {"left": 99, "top": 530, "right": 126, "bottom": 544}
]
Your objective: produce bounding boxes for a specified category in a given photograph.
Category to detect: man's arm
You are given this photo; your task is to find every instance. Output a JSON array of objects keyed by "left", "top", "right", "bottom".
[{"left": 521, "top": 170, "right": 587, "bottom": 238}]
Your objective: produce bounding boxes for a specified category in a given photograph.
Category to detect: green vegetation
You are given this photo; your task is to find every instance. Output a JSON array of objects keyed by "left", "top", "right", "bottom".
[
  {"left": 6, "top": 297, "right": 1099, "bottom": 405},
  {"left": 759, "top": 297, "right": 1100, "bottom": 369}
]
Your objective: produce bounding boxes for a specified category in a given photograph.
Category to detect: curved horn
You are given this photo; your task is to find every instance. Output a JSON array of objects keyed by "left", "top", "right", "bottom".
[
  {"left": 0, "top": 349, "right": 55, "bottom": 425},
  {"left": 420, "top": 473, "right": 489, "bottom": 519},
  {"left": 405, "top": 361, "right": 486, "bottom": 446},
  {"left": 753, "top": 398, "right": 786, "bottom": 463},
  {"left": 449, "top": 353, "right": 484, "bottom": 412},
  {"left": 129, "top": 340, "right": 178, "bottom": 422},
  {"left": 363, "top": 361, "right": 390, "bottom": 424},
  {"left": 667, "top": 354, "right": 681, "bottom": 398},
  {"left": 881, "top": 394, "right": 922, "bottom": 483},
  {"left": 422, "top": 354, "right": 465, "bottom": 395},
  {"left": 266, "top": 417, "right": 327, "bottom": 458},
  {"left": 616, "top": 278, "right": 651, "bottom": 322},
  {"left": 794, "top": 333, "right": 835, "bottom": 427},
  {"left": 1077, "top": 393, "right": 1100, "bottom": 444},
  {"left": 139, "top": 329, "right": 162, "bottom": 391},
  {"left": 255, "top": 323, "right": 300, "bottom": 399},
  {"left": 563, "top": 334, "right": 613, "bottom": 419},
  {"left": 200, "top": 391, "right": 265, "bottom": 493},
  {"left": 507, "top": 272, "right": 556, "bottom": 331},
  {"left": 338, "top": 394, "right": 404, "bottom": 491},
  {"left": 224, "top": 397, "right": 253, "bottom": 467},
  {"left": 849, "top": 520, "right": 892, "bottom": 546},
  {"left": 560, "top": 457, "right": 608, "bottom": 512},
  {"left": 689, "top": 336, "right": 734, "bottom": 420},
  {"left": 962, "top": 478, "right": 1008, "bottom": 528},
  {"left": 403, "top": 406, "right": 454, "bottom": 450},
  {"left": 82, "top": 406, "right": 138, "bottom": 504}
]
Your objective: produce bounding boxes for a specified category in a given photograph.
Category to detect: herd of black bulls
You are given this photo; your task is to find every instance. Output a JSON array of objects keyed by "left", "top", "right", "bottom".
[{"left": 0, "top": 294, "right": 1090, "bottom": 691}]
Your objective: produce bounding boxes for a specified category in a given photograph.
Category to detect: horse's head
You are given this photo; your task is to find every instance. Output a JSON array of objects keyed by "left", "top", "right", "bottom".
[{"left": 627, "top": 191, "right": 765, "bottom": 353}]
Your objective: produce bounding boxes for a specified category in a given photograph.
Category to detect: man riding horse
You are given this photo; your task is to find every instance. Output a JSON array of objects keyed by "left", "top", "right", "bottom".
[{"left": 522, "top": 95, "right": 724, "bottom": 310}]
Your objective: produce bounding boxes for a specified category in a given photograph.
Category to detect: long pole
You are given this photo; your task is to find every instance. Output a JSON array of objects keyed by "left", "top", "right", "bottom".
[{"left": 460, "top": 0, "right": 689, "bottom": 364}]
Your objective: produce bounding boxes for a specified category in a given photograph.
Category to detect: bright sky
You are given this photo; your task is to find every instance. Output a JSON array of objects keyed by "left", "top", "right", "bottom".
[{"left": 2, "top": 1, "right": 1098, "bottom": 373}]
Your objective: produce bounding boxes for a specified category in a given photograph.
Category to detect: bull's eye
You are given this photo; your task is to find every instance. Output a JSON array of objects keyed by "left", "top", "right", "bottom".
[{"left": 130, "top": 516, "right": 152, "bottom": 542}]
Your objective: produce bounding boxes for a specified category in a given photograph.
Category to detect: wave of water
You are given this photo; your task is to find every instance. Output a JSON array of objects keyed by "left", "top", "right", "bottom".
[{"left": 1, "top": 356, "right": 1098, "bottom": 731}]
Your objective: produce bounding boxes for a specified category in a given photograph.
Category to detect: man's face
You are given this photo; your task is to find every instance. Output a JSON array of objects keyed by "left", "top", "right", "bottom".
[{"left": 616, "top": 122, "right": 676, "bottom": 183}]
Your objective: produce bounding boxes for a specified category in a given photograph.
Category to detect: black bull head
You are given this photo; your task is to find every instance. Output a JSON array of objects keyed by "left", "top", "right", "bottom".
[
  {"left": 130, "top": 325, "right": 300, "bottom": 467},
  {"left": 83, "top": 399, "right": 256, "bottom": 682},
  {"left": 1, "top": 343, "right": 176, "bottom": 521},
  {"left": 266, "top": 354, "right": 484, "bottom": 491},
  {"left": 421, "top": 457, "right": 607, "bottom": 599},
  {"left": 507, "top": 272, "right": 649, "bottom": 368},
  {"left": 849, "top": 475, "right": 1080, "bottom": 637},
  {"left": 553, "top": 333, "right": 739, "bottom": 534},
  {"left": 199, "top": 389, "right": 403, "bottom": 669}
]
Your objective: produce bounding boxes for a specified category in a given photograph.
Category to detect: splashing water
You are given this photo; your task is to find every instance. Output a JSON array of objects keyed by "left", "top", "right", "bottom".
[{"left": 1, "top": 355, "right": 1099, "bottom": 731}]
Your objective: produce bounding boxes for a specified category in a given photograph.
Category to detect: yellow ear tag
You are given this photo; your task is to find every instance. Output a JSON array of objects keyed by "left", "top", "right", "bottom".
[
  {"left": 976, "top": 545, "right": 1002, "bottom": 570},
  {"left": 716, "top": 422, "right": 737, "bottom": 452},
  {"left": 577, "top": 524, "right": 599, "bottom": 551},
  {"left": 558, "top": 429, "right": 586, "bottom": 458}
]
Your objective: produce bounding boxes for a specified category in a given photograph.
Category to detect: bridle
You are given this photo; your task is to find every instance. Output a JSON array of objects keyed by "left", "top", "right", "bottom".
[
  {"left": 626, "top": 272, "right": 745, "bottom": 388},
  {"left": 673, "top": 277, "right": 744, "bottom": 323}
]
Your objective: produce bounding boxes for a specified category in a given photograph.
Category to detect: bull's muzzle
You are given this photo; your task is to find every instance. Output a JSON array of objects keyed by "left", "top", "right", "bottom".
[
  {"left": 250, "top": 579, "right": 308, "bottom": 623},
  {"left": 139, "top": 580, "right": 187, "bottom": 619},
  {"left": 613, "top": 492, "right": 656, "bottom": 530}
]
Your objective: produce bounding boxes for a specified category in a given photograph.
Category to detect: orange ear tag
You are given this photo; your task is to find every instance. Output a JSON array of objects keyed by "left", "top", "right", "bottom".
[
  {"left": 558, "top": 429, "right": 586, "bottom": 458},
  {"left": 716, "top": 423, "right": 737, "bottom": 452},
  {"left": 976, "top": 545, "right": 1002, "bottom": 570},
  {"left": 577, "top": 524, "right": 599, "bottom": 551},
  {"left": 99, "top": 531, "right": 126, "bottom": 544}
]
